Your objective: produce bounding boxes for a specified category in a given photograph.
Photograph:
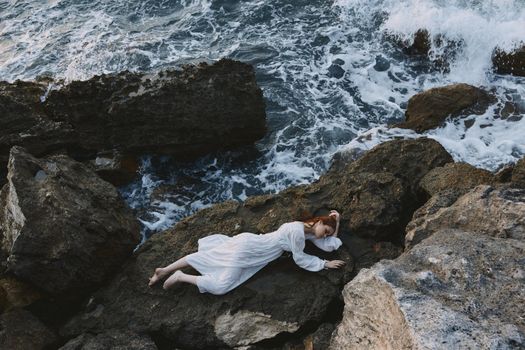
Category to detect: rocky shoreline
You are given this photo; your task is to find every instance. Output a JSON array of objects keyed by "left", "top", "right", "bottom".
[{"left": 0, "top": 54, "right": 524, "bottom": 349}]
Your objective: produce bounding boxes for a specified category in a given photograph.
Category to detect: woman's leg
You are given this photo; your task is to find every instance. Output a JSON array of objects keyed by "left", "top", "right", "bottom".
[
  {"left": 148, "top": 256, "right": 191, "bottom": 286},
  {"left": 163, "top": 271, "right": 198, "bottom": 290}
]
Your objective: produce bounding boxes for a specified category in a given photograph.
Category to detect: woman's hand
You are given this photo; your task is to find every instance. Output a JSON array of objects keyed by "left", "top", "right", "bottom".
[
  {"left": 325, "top": 260, "right": 346, "bottom": 269},
  {"left": 329, "top": 210, "right": 340, "bottom": 222}
]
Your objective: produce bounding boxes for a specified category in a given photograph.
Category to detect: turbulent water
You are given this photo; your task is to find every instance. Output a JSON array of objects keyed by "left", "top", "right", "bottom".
[{"left": 1, "top": 0, "right": 524, "bottom": 241}]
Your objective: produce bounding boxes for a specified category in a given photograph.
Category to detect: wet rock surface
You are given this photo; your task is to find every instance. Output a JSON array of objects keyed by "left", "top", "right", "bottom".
[
  {"left": 0, "top": 59, "right": 267, "bottom": 184},
  {"left": 419, "top": 162, "right": 494, "bottom": 197},
  {"left": 330, "top": 228, "right": 525, "bottom": 350},
  {"left": 0, "top": 147, "right": 140, "bottom": 296},
  {"left": 394, "top": 83, "right": 496, "bottom": 132}
]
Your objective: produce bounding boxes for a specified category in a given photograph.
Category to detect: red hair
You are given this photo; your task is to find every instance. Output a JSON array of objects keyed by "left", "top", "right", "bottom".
[{"left": 302, "top": 215, "right": 336, "bottom": 230}]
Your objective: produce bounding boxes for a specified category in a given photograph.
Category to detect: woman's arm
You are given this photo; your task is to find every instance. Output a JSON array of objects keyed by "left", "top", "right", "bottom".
[
  {"left": 307, "top": 235, "right": 343, "bottom": 252},
  {"left": 329, "top": 210, "right": 340, "bottom": 237}
]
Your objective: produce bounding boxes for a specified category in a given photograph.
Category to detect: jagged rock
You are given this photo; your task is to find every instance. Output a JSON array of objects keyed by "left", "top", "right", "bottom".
[
  {"left": 0, "top": 308, "right": 58, "bottom": 349},
  {"left": 58, "top": 138, "right": 450, "bottom": 348},
  {"left": 0, "top": 59, "right": 267, "bottom": 184},
  {"left": 493, "top": 46, "right": 525, "bottom": 76},
  {"left": 0, "top": 147, "right": 140, "bottom": 296},
  {"left": 511, "top": 156, "right": 525, "bottom": 188},
  {"left": 405, "top": 185, "right": 525, "bottom": 249},
  {"left": 59, "top": 329, "right": 158, "bottom": 350},
  {"left": 330, "top": 229, "right": 525, "bottom": 349},
  {"left": 404, "top": 189, "right": 461, "bottom": 250},
  {"left": 394, "top": 84, "right": 496, "bottom": 132},
  {"left": 419, "top": 162, "right": 494, "bottom": 197}
]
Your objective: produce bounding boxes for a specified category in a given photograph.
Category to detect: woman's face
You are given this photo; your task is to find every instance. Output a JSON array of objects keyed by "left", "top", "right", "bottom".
[{"left": 313, "top": 221, "right": 335, "bottom": 239}]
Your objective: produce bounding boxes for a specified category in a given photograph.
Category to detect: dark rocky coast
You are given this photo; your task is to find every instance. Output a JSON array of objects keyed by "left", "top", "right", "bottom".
[{"left": 0, "top": 56, "right": 524, "bottom": 349}]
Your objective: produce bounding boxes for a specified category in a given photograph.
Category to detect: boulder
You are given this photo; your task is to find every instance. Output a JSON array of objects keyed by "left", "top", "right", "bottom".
[
  {"left": 0, "top": 147, "right": 140, "bottom": 296},
  {"left": 59, "top": 138, "right": 450, "bottom": 348},
  {"left": 329, "top": 229, "right": 525, "bottom": 349},
  {"left": 59, "top": 329, "right": 158, "bottom": 350},
  {"left": 405, "top": 185, "right": 525, "bottom": 249},
  {"left": 394, "top": 84, "right": 496, "bottom": 132},
  {"left": 0, "top": 308, "right": 58, "bottom": 349},
  {"left": 419, "top": 162, "right": 494, "bottom": 197},
  {"left": 492, "top": 46, "right": 525, "bottom": 76},
  {"left": 0, "top": 59, "right": 267, "bottom": 184},
  {"left": 325, "top": 138, "right": 453, "bottom": 241}
]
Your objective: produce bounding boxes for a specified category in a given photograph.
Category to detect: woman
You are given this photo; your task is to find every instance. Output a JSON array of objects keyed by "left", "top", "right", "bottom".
[{"left": 148, "top": 210, "right": 346, "bottom": 295}]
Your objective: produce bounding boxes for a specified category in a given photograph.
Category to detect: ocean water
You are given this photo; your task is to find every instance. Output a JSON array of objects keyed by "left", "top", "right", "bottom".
[{"left": 1, "top": 0, "right": 524, "bottom": 242}]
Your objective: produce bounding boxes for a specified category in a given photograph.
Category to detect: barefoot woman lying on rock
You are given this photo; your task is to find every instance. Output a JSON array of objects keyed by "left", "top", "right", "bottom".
[{"left": 148, "top": 210, "right": 346, "bottom": 295}]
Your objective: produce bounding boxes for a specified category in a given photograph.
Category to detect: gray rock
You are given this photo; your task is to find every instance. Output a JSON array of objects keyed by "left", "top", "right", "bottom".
[
  {"left": 0, "top": 146, "right": 140, "bottom": 296},
  {"left": 59, "top": 329, "right": 158, "bottom": 350},
  {"left": 330, "top": 229, "right": 525, "bottom": 350},
  {"left": 405, "top": 185, "right": 525, "bottom": 248}
]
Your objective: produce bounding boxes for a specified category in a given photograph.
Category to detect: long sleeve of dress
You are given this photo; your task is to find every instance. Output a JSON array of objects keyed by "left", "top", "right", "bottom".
[
  {"left": 289, "top": 228, "right": 326, "bottom": 272},
  {"left": 306, "top": 236, "right": 343, "bottom": 252}
]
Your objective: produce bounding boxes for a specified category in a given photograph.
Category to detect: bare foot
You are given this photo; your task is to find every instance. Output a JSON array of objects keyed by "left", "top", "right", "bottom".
[
  {"left": 163, "top": 270, "right": 183, "bottom": 290},
  {"left": 148, "top": 267, "right": 169, "bottom": 287}
]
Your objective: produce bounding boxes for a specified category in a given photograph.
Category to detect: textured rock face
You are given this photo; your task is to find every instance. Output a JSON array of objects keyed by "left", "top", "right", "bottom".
[
  {"left": 419, "top": 162, "right": 494, "bottom": 197},
  {"left": 330, "top": 229, "right": 525, "bottom": 350},
  {"left": 0, "top": 59, "right": 267, "bottom": 184},
  {"left": 394, "top": 84, "right": 495, "bottom": 132},
  {"left": 214, "top": 310, "right": 300, "bottom": 347},
  {"left": 0, "top": 147, "right": 140, "bottom": 296},
  {"left": 59, "top": 330, "right": 158, "bottom": 350},
  {"left": 325, "top": 138, "right": 453, "bottom": 241},
  {"left": 405, "top": 185, "right": 525, "bottom": 248},
  {"left": 57, "top": 138, "right": 450, "bottom": 349},
  {"left": 0, "top": 308, "right": 58, "bottom": 349},
  {"left": 492, "top": 46, "right": 525, "bottom": 77}
]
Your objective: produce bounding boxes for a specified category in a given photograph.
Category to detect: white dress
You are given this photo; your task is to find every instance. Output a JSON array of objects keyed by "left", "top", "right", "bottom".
[{"left": 185, "top": 221, "right": 343, "bottom": 295}]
